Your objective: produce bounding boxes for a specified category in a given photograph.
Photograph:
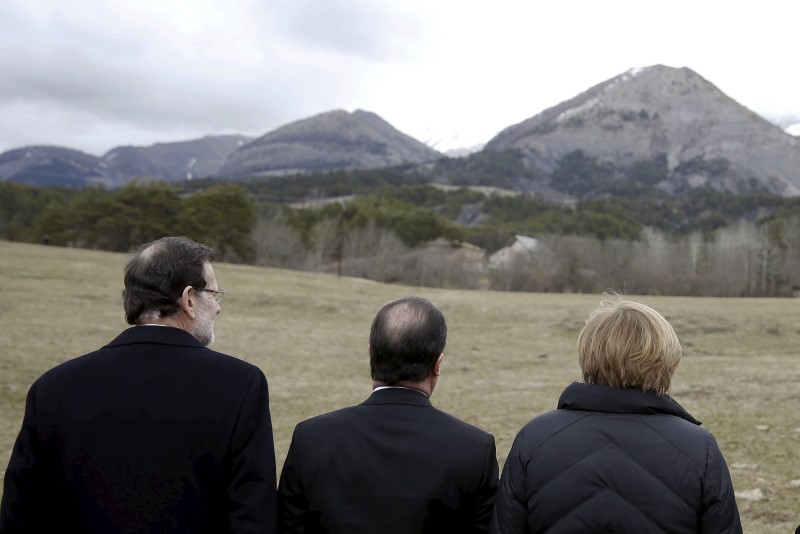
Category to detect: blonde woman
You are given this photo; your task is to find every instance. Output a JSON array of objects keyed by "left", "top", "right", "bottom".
[{"left": 491, "top": 297, "right": 741, "bottom": 533}]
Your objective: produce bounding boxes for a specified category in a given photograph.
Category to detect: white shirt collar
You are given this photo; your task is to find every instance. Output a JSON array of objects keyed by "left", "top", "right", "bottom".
[{"left": 373, "top": 385, "right": 429, "bottom": 398}]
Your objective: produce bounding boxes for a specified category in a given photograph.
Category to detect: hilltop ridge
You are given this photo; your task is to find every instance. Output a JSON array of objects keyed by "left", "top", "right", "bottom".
[
  {"left": 218, "top": 109, "right": 442, "bottom": 177},
  {"left": 2, "top": 65, "right": 800, "bottom": 197},
  {"left": 486, "top": 65, "right": 800, "bottom": 196}
]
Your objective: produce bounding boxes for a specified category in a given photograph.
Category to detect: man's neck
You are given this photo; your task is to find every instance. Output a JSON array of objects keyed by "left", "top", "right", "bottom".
[
  {"left": 137, "top": 314, "right": 190, "bottom": 333},
  {"left": 372, "top": 380, "right": 434, "bottom": 397}
]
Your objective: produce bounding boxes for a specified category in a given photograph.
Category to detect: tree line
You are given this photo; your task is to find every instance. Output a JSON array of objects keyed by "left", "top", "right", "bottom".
[
  {"left": 2, "top": 179, "right": 800, "bottom": 297},
  {"left": 0, "top": 181, "right": 255, "bottom": 261}
]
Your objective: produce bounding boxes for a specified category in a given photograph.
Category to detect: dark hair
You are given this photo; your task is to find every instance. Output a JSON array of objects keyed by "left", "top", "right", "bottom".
[
  {"left": 123, "top": 236, "right": 217, "bottom": 324},
  {"left": 369, "top": 296, "right": 447, "bottom": 385}
]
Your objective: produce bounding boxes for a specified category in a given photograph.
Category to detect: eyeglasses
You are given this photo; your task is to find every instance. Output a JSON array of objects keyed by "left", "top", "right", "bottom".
[{"left": 198, "top": 287, "right": 225, "bottom": 303}]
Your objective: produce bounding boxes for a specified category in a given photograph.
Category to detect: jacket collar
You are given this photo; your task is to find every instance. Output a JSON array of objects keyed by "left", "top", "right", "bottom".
[
  {"left": 105, "top": 325, "right": 205, "bottom": 349},
  {"left": 362, "top": 387, "right": 433, "bottom": 408},
  {"left": 558, "top": 382, "right": 701, "bottom": 425}
]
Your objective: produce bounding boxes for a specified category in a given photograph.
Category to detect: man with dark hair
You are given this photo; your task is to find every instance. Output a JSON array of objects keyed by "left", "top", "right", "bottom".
[
  {"left": 278, "top": 296, "right": 498, "bottom": 533},
  {"left": 1, "top": 236, "right": 277, "bottom": 533}
]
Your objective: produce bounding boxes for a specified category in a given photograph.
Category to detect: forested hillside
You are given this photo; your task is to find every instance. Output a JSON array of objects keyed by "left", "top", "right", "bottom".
[{"left": 3, "top": 172, "right": 800, "bottom": 297}]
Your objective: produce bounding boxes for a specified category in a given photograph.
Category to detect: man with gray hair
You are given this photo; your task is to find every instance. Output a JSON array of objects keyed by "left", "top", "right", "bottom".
[
  {"left": 278, "top": 296, "right": 498, "bottom": 533},
  {"left": 1, "top": 236, "right": 277, "bottom": 533}
]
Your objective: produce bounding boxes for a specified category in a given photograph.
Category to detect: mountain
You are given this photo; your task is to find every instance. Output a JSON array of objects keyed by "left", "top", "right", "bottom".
[
  {"left": 0, "top": 136, "right": 252, "bottom": 187},
  {"left": 218, "top": 109, "right": 442, "bottom": 177},
  {"left": 4, "top": 69, "right": 799, "bottom": 195},
  {"left": 485, "top": 65, "right": 800, "bottom": 196},
  {"left": 0, "top": 146, "right": 110, "bottom": 187},
  {"left": 444, "top": 143, "right": 485, "bottom": 158},
  {"left": 103, "top": 135, "right": 252, "bottom": 183}
]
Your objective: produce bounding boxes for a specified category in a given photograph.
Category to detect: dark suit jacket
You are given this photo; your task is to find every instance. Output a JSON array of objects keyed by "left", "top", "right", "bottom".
[
  {"left": 278, "top": 387, "right": 498, "bottom": 533},
  {"left": 0, "top": 326, "right": 276, "bottom": 533}
]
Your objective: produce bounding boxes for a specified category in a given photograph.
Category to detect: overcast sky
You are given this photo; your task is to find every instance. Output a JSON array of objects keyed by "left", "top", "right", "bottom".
[{"left": 1, "top": 0, "right": 798, "bottom": 156}]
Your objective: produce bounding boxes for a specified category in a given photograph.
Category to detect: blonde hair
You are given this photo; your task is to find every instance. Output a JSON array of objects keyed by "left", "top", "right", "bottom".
[{"left": 577, "top": 296, "right": 681, "bottom": 396}]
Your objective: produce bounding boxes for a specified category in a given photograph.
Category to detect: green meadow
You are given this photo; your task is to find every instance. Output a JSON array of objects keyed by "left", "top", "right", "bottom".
[{"left": 1, "top": 240, "right": 798, "bottom": 532}]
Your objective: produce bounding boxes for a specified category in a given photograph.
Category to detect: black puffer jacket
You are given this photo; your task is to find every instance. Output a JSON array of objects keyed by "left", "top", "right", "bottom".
[{"left": 491, "top": 383, "right": 742, "bottom": 533}]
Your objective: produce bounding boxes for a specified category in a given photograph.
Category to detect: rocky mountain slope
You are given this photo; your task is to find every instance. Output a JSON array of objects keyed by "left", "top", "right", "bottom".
[
  {"left": 0, "top": 146, "right": 110, "bottom": 187},
  {"left": 485, "top": 65, "right": 800, "bottom": 196},
  {"left": 4, "top": 68, "right": 800, "bottom": 197},
  {"left": 0, "top": 136, "right": 252, "bottom": 187},
  {"left": 102, "top": 135, "right": 252, "bottom": 183},
  {"left": 218, "top": 109, "right": 442, "bottom": 177}
]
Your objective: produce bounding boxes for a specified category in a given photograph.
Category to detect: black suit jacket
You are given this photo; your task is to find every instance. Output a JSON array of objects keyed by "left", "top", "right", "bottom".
[
  {"left": 0, "top": 326, "right": 276, "bottom": 533},
  {"left": 278, "top": 387, "right": 498, "bottom": 533}
]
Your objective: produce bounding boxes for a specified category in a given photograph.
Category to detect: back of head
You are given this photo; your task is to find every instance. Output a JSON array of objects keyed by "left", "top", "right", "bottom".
[
  {"left": 369, "top": 296, "right": 447, "bottom": 385},
  {"left": 123, "top": 236, "right": 217, "bottom": 325},
  {"left": 577, "top": 296, "right": 681, "bottom": 396}
]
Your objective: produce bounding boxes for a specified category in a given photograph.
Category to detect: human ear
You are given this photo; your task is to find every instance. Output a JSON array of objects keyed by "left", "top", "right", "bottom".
[
  {"left": 433, "top": 353, "right": 444, "bottom": 377},
  {"left": 178, "top": 285, "right": 196, "bottom": 319}
]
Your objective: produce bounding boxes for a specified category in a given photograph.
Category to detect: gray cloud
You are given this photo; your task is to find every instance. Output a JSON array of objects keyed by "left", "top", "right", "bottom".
[
  {"left": 1, "top": 1, "right": 798, "bottom": 155},
  {"left": 0, "top": 1, "right": 373, "bottom": 153},
  {"left": 281, "top": 0, "right": 424, "bottom": 61}
]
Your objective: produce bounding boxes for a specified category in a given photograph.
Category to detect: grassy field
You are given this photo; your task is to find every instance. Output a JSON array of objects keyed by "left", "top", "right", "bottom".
[{"left": 1, "top": 240, "right": 798, "bottom": 531}]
